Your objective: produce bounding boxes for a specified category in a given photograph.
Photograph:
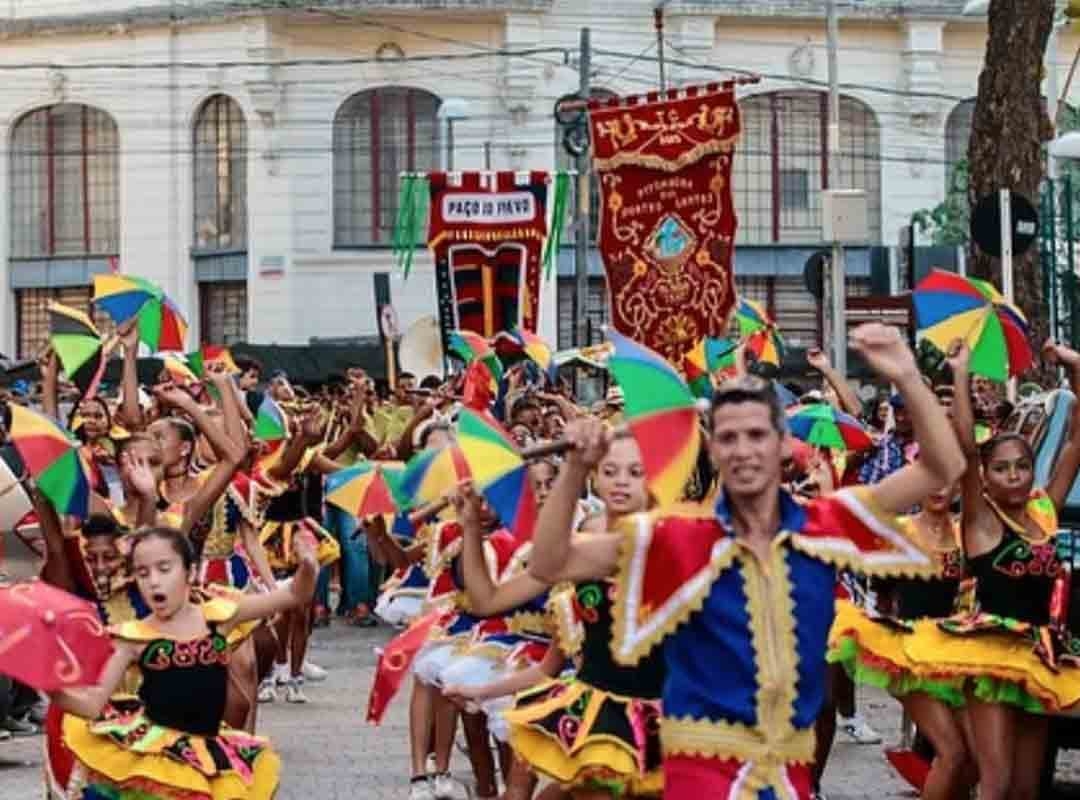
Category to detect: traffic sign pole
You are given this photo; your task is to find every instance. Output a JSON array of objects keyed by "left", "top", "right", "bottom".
[{"left": 1000, "top": 188, "right": 1016, "bottom": 401}]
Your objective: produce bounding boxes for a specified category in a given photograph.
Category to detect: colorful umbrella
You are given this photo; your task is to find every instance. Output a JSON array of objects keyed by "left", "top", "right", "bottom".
[
  {"left": 4, "top": 404, "right": 91, "bottom": 517},
  {"left": 735, "top": 298, "right": 785, "bottom": 367},
  {"left": 448, "top": 330, "right": 503, "bottom": 388},
  {"left": 252, "top": 394, "right": 288, "bottom": 443},
  {"left": 48, "top": 303, "right": 104, "bottom": 396},
  {"left": 787, "top": 404, "right": 873, "bottom": 452},
  {"left": 607, "top": 330, "right": 701, "bottom": 506},
  {"left": 325, "top": 462, "right": 405, "bottom": 520},
  {"left": 455, "top": 409, "right": 537, "bottom": 539},
  {"left": 913, "top": 269, "right": 1033, "bottom": 382},
  {"left": 92, "top": 274, "right": 188, "bottom": 353},
  {"left": 492, "top": 328, "right": 553, "bottom": 373},
  {"left": 398, "top": 443, "right": 472, "bottom": 508},
  {"left": 161, "top": 356, "right": 199, "bottom": 388},
  {"left": 683, "top": 336, "right": 738, "bottom": 399},
  {"left": 187, "top": 345, "right": 238, "bottom": 378},
  {"left": 0, "top": 580, "right": 114, "bottom": 691}
]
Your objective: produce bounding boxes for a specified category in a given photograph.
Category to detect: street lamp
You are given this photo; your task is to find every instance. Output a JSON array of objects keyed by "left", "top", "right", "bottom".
[{"left": 438, "top": 98, "right": 470, "bottom": 171}]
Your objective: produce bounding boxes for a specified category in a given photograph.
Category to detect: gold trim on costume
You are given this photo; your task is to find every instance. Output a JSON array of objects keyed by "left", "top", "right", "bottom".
[
  {"left": 548, "top": 585, "right": 585, "bottom": 657},
  {"left": 790, "top": 488, "right": 938, "bottom": 579},
  {"left": 610, "top": 509, "right": 737, "bottom": 666},
  {"left": 661, "top": 715, "right": 814, "bottom": 764}
]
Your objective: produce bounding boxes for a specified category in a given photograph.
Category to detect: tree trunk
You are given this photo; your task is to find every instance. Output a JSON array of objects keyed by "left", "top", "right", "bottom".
[{"left": 967, "top": 0, "right": 1055, "bottom": 347}]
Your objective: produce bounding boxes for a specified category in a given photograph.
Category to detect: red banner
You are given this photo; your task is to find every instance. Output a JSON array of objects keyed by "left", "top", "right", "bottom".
[
  {"left": 427, "top": 171, "right": 549, "bottom": 349},
  {"left": 589, "top": 84, "right": 741, "bottom": 363}
]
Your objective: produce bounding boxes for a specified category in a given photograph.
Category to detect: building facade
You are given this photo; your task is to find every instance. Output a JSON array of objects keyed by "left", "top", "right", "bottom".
[{"left": 0, "top": 0, "right": 1055, "bottom": 360}]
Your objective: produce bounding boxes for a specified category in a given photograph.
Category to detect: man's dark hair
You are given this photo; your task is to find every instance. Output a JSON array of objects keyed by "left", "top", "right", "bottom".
[
  {"left": 83, "top": 513, "right": 124, "bottom": 541},
  {"left": 234, "top": 355, "right": 262, "bottom": 376},
  {"left": 399, "top": 372, "right": 416, "bottom": 383},
  {"left": 419, "top": 375, "right": 441, "bottom": 391},
  {"left": 710, "top": 376, "right": 787, "bottom": 435}
]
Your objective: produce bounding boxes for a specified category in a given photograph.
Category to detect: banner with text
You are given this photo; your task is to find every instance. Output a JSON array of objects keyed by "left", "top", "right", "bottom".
[
  {"left": 427, "top": 171, "right": 549, "bottom": 349},
  {"left": 589, "top": 84, "right": 741, "bottom": 363}
]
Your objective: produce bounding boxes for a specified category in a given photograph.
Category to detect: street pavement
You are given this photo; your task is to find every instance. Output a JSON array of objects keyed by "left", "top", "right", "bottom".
[{"left": 0, "top": 616, "right": 1051, "bottom": 800}]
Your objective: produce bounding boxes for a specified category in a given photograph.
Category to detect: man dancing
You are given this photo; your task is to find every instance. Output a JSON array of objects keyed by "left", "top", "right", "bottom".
[{"left": 528, "top": 323, "right": 966, "bottom": 798}]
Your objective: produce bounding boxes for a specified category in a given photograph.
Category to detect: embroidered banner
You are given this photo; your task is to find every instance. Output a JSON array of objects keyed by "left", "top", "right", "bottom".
[
  {"left": 427, "top": 171, "right": 549, "bottom": 350},
  {"left": 589, "top": 84, "right": 741, "bottom": 363}
]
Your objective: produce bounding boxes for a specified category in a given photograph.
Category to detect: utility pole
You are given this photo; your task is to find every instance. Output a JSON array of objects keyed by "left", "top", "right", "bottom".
[
  {"left": 654, "top": 4, "right": 667, "bottom": 91},
  {"left": 575, "top": 27, "right": 592, "bottom": 348},
  {"left": 826, "top": 0, "right": 847, "bottom": 375}
]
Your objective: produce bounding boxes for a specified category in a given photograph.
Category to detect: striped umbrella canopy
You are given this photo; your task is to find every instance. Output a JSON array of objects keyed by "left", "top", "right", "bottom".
[{"left": 4, "top": 404, "right": 92, "bottom": 517}]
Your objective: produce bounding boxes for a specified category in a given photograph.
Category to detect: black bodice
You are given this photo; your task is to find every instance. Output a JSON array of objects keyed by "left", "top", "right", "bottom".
[
  {"left": 882, "top": 549, "right": 964, "bottom": 620},
  {"left": 575, "top": 580, "right": 665, "bottom": 698},
  {"left": 967, "top": 530, "right": 1060, "bottom": 625},
  {"left": 137, "top": 628, "right": 230, "bottom": 736},
  {"left": 265, "top": 471, "right": 323, "bottom": 522}
]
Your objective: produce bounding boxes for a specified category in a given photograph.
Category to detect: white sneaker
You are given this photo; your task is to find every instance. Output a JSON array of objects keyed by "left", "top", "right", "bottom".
[
  {"left": 838, "top": 714, "right": 882, "bottom": 745},
  {"left": 302, "top": 660, "right": 328, "bottom": 682},
  {"left": 273, "top": 663, "right": 291, "bottom": 687},
  {"left": 285, "top": 678, "right": 308, "bottom": 704},
  {"left": 256, "top": 679, "right": 276, "bottom": 704},
  {"left": 409, "top": 778, "right": 437, "bottom": 800},
  {"left": 433, "top": 772, "right": 469, "bottom": 800}
]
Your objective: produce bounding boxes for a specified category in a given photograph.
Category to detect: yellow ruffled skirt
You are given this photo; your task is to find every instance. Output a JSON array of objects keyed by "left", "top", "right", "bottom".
[
  {"left": 259, "top": 517, "right": 340, "bottom": 574},
  {"left": 827, "top": 599, "right": 966, "bottom": 707},
  {"left": 63, "top": 699, "right": 280, "bottom": 800},
  {"left": 901, "top": 613, "right": 1080, "bottom": 714},
  {"left": 504, "top": 677, "right": 663, "bottom": 796}
]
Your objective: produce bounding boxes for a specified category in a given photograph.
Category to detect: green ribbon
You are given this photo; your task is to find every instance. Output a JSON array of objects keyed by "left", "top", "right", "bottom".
[
  {"left": 392, "top": 174, "right": 430, "bottom": 278},
  {"left": 542, "top": 171, "right": 571, "bottom": 281}
]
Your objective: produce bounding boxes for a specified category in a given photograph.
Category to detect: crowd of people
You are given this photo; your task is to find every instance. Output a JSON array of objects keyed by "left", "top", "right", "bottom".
[{"left": 2, "top": 313, "right": 1080, "bottom": 800}]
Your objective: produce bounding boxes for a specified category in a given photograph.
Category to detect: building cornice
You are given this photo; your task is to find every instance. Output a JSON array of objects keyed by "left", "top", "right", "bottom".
[
  {"left": 0, "top": 0, "right": 554, "bottom": 39},
  {"left": 673, "top": 1, "right": 971, "bottom": 22}
]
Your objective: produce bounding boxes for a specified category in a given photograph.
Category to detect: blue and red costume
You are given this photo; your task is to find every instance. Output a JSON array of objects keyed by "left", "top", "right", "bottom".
[{"left": 610, "top": 487, "right": 935, "bottom": 799}]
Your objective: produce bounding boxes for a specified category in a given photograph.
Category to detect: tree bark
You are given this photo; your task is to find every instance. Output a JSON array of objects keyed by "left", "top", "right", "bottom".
[{"left": 967, "top": 0, "right": 1055, "bottom": 345}]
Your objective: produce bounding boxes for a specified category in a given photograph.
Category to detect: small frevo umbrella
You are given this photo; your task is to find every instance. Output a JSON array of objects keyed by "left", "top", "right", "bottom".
[
  {"left": 0, "top": 580, "right": 114, "bottom": 691},
  {"left": 4, "top": 404, "right": 92, "bottom": 518},
  {"left": 48, "top": 302, "right": 104, "bottom": 397},
  {"left": 93, "top": 273, "right": 188, "bottom": 352}
]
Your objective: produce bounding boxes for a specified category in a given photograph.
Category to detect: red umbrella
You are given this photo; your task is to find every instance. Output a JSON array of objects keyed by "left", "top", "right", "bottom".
[{"left": 0, "top": 580, "right": 114, "bottom": 690}]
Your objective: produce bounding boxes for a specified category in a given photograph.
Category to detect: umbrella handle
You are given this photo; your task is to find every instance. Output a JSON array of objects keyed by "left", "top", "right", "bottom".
[
  {"left": 408, "top": 497, "right": 452, "bottom": 527},
  {"left": 519, "top": 423, "right": 630, "bottom": 461},
  {"left": 520, "top": 439, "right": 573, "bottom": 460}
]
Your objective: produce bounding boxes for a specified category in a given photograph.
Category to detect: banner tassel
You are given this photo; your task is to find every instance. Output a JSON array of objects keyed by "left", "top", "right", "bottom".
[{"left": 542, "top": 171, "right": 571, "bottom": 281}]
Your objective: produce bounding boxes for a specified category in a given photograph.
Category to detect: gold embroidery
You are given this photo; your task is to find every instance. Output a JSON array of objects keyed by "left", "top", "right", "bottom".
[
  {"left": 661, "top": 715, "right": 814, "bottom": 764},
  {"left": 548, "top": 585, "right": 584, "bottom": 657},
  {"left": 789, "top": 488, "right": 938, "bottom": 579},
  {"left": 610, "top": 508, "right": 737, "bottom": 666},
  {"left": 505, "top": 611, "right": 550, "bottom": 638}
]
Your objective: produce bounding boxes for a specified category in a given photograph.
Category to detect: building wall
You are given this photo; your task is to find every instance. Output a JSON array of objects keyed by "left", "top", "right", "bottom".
[{"left": 0, "top": 1, "right": 1067, "bottom": 357}]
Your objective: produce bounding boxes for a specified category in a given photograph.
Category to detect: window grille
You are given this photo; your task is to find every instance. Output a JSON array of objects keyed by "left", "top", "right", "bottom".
[
  {"left": 10, "top": 104, "right": 119, "bottom": 258},
  {"left": 733, "top": 92, "right": 881, "bottom": 244},
  {"left": 333, "top": 87, "right": 441, "bottom": 246},
  {"left": 199, "top": 281, "right": 247, "bottom": 345},
  {"left": 194, "top": 94, "right": 247, "bottom": 252}
]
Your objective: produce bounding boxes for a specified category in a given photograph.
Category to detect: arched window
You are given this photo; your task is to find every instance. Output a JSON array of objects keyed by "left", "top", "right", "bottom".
[
  {"left": 10, "top": 104, "right": 119, "bottom": 258},
  {"left": 944, "top": 98, "right": 976, "bottom": 196},
  {"left": 333, "top": 87, "right": 441, "bottom": 246},
  {"left": 193, "top": 94, "right": 247, "bottom": 252},
  {"left": 733, "top": 91, "right": 882, "bottom": 244},
  {"left": 10, "top": 103, "right": 119, "bottom": 356}
]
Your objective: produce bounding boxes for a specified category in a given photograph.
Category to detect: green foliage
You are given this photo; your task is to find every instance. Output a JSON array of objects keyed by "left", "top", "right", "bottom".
[{"left": 911, "top": 159, "right": 970, "bottom": 246}]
